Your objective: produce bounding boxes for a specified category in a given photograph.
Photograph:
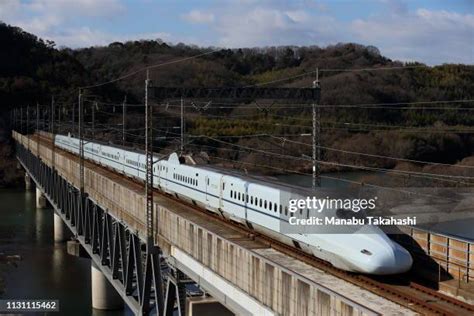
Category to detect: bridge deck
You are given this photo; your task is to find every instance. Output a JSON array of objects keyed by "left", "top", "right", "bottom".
[{"left": 14, "top": 131, "right": 416, "bottom": 315}]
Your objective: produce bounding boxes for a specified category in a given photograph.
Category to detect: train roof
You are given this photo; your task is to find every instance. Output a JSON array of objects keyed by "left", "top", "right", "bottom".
[
  {"left": 56, "top": 133, "right": 313, "bottom": 195},
  {"left": 195, "top": 163, "right": 314, "bottom": 195}
]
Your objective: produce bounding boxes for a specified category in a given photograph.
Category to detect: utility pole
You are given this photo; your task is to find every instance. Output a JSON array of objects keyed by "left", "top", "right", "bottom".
[
  {"left": 36, "top": 102, "right": 40, "bottom": 155},
  {"left": 26, "top": 106, "right": 30, "bottom": 153},
  {"left": 77, "top": 89, "right": 85, "bottom": 233},
  {"left": 122, "top": 95, "right": 127, "bottom": 147},
  {"left": 79, "top": 90, "right": 84, "bottom": 193},
  {"left": 145, "top": 69, "right": 154, "bottom": 246},
  {"left": 180, "top": 97, "right": 184, "bottom": 153},
  {"left": 58, "top": 104, "right": 61, "bottom": 135},
  {"left": 92, "top": 102, "right": 96, "bottom": 140},
  {"left": 51, "top": 96, "right": 55, "bottom": 169},
  {"left": 72, "top": 100, "right": 75, "bottom": 135},
  {"left": 142, "top": 69, "right": 165, "bottom": 316},
  {"left": 312, "top": 68, "right": 321, "bottom": 189},
  {"left": 26, "top": 105, "right": 29, "bottom": 135},
  {"left": 20, "top": 107, "right": 23, "bottom": 134}
]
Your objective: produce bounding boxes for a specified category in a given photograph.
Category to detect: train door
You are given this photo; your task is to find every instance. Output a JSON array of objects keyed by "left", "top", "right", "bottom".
[
  {"left": 205, "top": 175, "right": 210, "bottom": 207},
  {"left": 117, "top": 151, "right": 122, "bottom": 173},
  {"left": 219, "top": 176, "right": 224, "bottom": 210},
  {"left": 244, "top": 182, "right": 249, "bottom": 220}
]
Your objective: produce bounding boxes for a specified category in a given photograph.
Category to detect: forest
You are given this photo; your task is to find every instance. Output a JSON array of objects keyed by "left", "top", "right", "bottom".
[{"left": 1, "top": 22, "right": 473, "bottom": 187}]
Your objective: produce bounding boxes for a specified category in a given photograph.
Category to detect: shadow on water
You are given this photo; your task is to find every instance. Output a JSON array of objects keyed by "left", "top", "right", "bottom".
[{"left": 0, "top": 189, "right": 132, "bottom": 316}]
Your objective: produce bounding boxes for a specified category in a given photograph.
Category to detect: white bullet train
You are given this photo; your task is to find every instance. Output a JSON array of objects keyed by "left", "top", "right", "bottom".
[{"left": 55, "top": 133, "right": 413, "bottom": 275}]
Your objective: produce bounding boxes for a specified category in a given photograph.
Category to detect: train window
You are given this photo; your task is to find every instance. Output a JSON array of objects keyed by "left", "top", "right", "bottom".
[
  {"left": 238, "top": 192, "right": 241, "bottom": 200},
  {"left": 274, "top": 203, "right": 277, "bottom": 212},
  {"left": 264, "top": 200, "right": 267, "bottom": 209},
  {"left": 207, "top": 178, "right": 209, "bottom": 186},
  {"left": 250, "top": 196, "right": 253, "bottom": 204},
  {"left": 259, "top": 199, "right": 262, "bottom": 207},
  {"left": 285, "top": 206, "right": 288, "bottom": 216},
  {"left": 222, "top": 183, "right": 225, "bottom": 190},
  {"left": 230, "top": 190, "right": 233, "bottom": 198},
  {"left": 279, "top": 205, "right": 282, "bottom": 214}
]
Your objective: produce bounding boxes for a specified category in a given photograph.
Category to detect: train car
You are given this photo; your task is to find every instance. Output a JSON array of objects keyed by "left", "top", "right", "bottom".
[{"left": 55, "top": 134, "right": 413, "bottom": 275}]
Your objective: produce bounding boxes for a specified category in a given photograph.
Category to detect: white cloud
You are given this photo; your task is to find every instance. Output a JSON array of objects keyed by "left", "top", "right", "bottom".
[
  {"left": 1, "top": 0, "right": 472, "bottom": 64},
  {"left": 214, "top": 7, "right": 338, "bottom": 47},
  {"left": 182, "top": 10, "right": 215, "bottom": 24},
  {"left": 0, "top": 0, "right": 22, "bottom": 20},
  {"left": 26, "top": 0, "right": 124, "bottom": 18},
  {"left": 47, "top": 27, "right": 171, "bottom": 48},
  {"left": 351, "top": 9, "right": 474, "bottom": 64},
  {"left": 0, "top": 0, "right": 127, "bottom": 47},
  {"left": 203, "top": 2, "right": 473, "bottom": 64}
]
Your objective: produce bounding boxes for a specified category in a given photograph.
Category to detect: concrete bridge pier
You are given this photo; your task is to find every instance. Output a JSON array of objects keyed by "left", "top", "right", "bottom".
[
  {"left": 54, "top": 213, "right": 69, "bottom": 242},
  {"left": 35, "top": 187, "right": 47, "bottom": 208},
  {"left": 91, "top": 262, "right": 123, "bottom": 310},
  {"left": 25, "top": 173, "right": 32, "bottom": 190}
]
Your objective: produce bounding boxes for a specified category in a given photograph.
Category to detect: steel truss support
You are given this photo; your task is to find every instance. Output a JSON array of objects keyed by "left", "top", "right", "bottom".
[
  {"left": 15, "top": 142, "right": 166, "bottom": 315},
  {"left": 164, "top": 269, "right": 188, "bottom": 316}
]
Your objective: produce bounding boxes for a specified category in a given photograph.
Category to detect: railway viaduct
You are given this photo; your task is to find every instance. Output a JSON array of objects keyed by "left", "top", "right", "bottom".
[{"left": 11, "top": 130, "right": 474, "bottom": 316}]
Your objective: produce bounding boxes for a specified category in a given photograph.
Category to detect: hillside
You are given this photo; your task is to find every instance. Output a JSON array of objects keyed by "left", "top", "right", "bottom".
[
  {"left": 70, "top": 40, "right": 474, "bottom": 185},
  {"left": 1, "top": 23, "right": 474, "bottom": 187},
  {"left": 0, "top": 23, "right": 93, "bottom": 186}
]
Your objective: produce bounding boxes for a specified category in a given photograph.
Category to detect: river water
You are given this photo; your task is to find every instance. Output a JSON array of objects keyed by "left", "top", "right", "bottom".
[
  {"left": 0, "top": 189, "right": 132, "bottom": 316},
  {"left": 0, "top": 172, "right": 472, "bottom": 315}
]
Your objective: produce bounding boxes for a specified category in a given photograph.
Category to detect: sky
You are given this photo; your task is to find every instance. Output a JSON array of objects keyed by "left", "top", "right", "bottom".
[{"left": 0, "top": 0, "right": 472, "bottom": 65}]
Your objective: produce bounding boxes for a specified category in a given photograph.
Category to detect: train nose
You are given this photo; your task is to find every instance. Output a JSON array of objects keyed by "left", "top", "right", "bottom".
[{"left": 363, "top": 242, "right": 413, "bottom": 275}]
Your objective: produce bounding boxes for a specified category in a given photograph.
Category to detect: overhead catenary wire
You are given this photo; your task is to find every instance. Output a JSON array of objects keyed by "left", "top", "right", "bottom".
[
  {"left": 201, "top": 152, "right": 464, "bottom": 203},
  {"left": 182, "top": 143, "right": 473, "bottom": 186},
  {"left": 190, "top": 135, "right": 474, "bottom": 182},
  {"left": 247, "top": 65, "right": 429, "bottom": 87},
  {"left": 267, "top": 135, "right": 474, "bottom": 170}
]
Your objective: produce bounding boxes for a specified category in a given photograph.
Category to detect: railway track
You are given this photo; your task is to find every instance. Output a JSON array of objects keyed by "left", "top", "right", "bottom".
[
  {"left": 160, "top": 188, "right": 474, "bottom": 315},
  {"left": 34, "top": 133, "right": 474, "bottom": 315}
]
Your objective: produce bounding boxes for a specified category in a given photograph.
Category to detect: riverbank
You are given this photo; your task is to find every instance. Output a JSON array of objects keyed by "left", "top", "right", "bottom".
[
  {"left": 0, "top": 142, "right": 23, "bottom": 188},
  {"left": 0, "top": 188, "right": 131, "bottom": 315}
]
